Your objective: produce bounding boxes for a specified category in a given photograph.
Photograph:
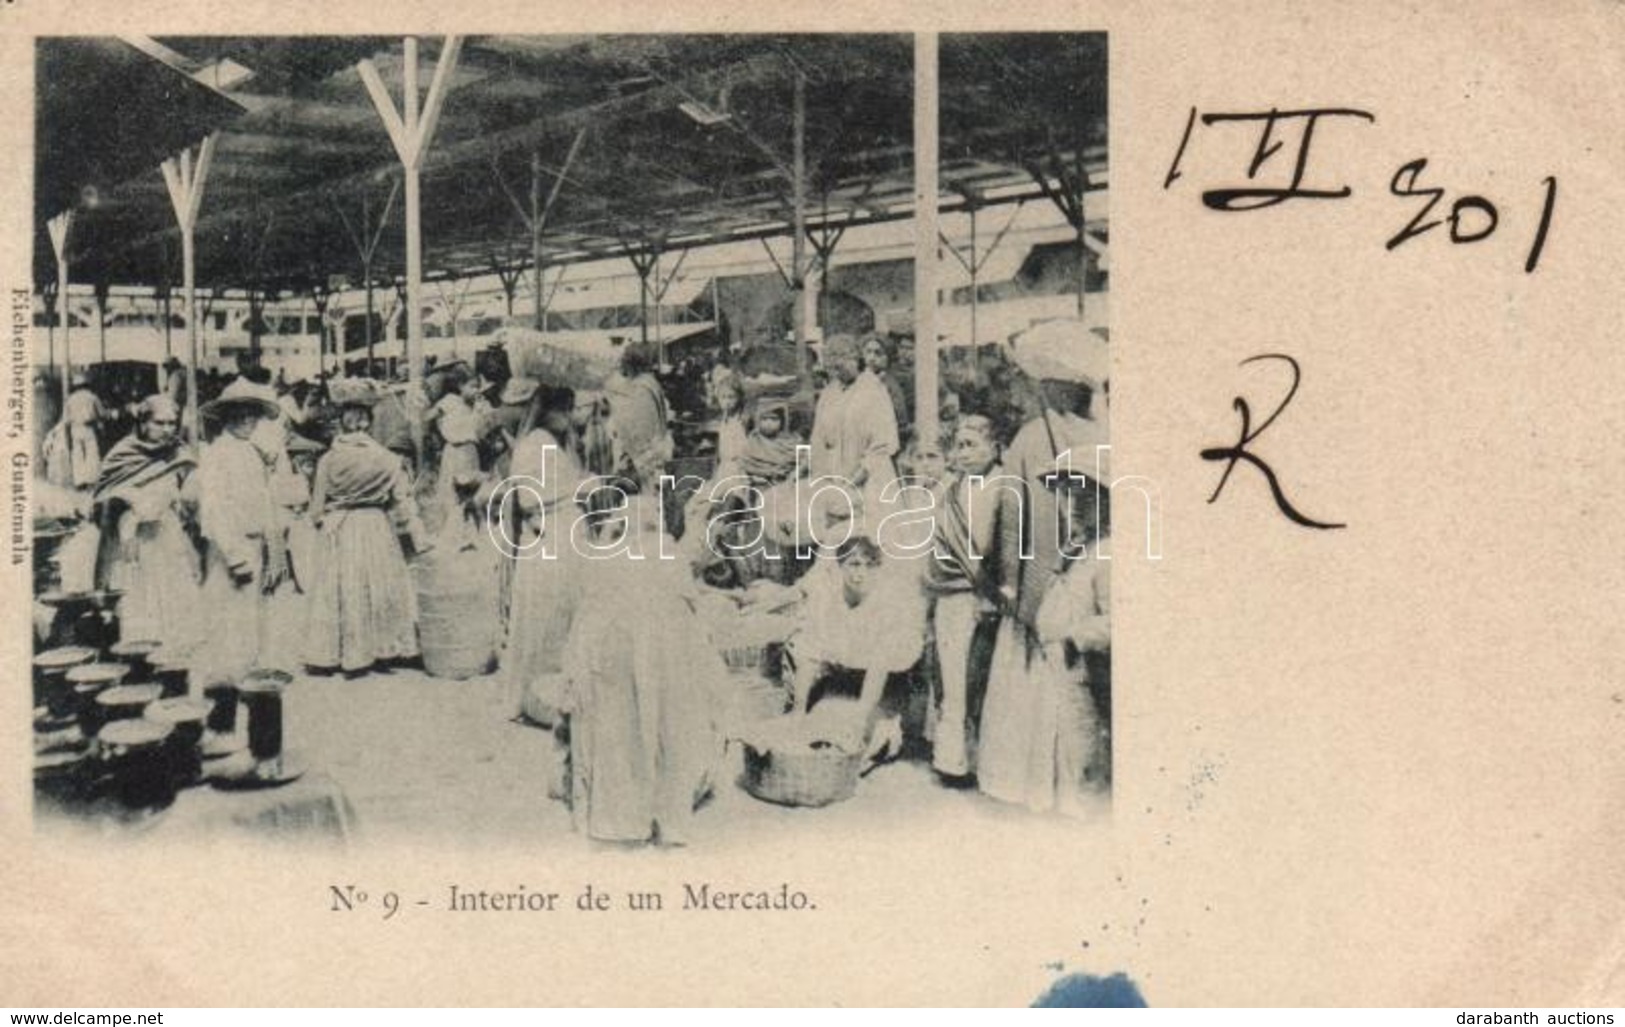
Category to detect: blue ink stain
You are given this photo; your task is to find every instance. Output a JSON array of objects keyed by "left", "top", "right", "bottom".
[{"left": 1031, "top": 972, "right": 1148, "bottom": 1008}]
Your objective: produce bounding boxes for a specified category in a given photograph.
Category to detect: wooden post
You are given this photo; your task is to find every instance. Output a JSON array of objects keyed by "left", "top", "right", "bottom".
[
  {"left": 160, "top": 132, "right": 219, "bottom": 445},
  {"left": 94, "top": 279, "right": 109, "bottom": 367},
  {"left": 47, "top": 212, "right": 73, "bottom": 411},
  {"left": 913, "top": 33, "right": 940, "bottom": 445},
  {"left": 161, "top": 286, "right": 173, "bottom": 361},
  {"left": 530, "top": 151, "right": 543, "bottom": 331},
  {"left": 1075, "top": 150, "right": 1089, "bottom": 319},
  {"left": 330, "top": 179, "right": 399, "bottom": 379},
  {"left": 359, "top": 35, "right": 463, "bottom": 386},
  {"left": 791, "top": 68, "right": 808, "bottom": 388},
  {"left": 42, "top": 281, "right": 56, "bottom": 380}
]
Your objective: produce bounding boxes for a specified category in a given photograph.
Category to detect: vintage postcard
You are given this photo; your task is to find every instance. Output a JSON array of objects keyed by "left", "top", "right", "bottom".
[{"left": 1, "top": 0, "right": 1622, "bottom": 1008}]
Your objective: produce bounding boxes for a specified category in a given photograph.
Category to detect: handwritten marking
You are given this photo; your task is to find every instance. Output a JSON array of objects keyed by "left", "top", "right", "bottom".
[
  {"left": 1195, "top": 107, "right": 1376, "bottom": 210},
  {"left": 1164, "top": 106, "right": 1198, "bottom": 189},
  {"left": 1200, "top": 354, "right": 1346, "bottom": 530},
  {"left": 1525, "top": 176, "right": 1557, "bottom": 273}
]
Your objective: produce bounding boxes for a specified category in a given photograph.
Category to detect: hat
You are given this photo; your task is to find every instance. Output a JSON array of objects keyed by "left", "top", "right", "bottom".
[
  {"left": 499, "top": 376, "right": 539, "bottom": 406},
  {"left": 200, "top": 377, "right": 280, "bottom": 424},
  {"left": 1006, "top": 319, "right": 1109, "bottom": 387},
  {"left": 328, "top": 377, "right": 381, "bottom": 408},
  {"left": 429, "top": 359, "right": 470, "bottom": 378}
]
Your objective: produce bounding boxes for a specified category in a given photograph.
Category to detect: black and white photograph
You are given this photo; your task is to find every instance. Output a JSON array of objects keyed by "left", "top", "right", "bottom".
[
  {"left": 10, "top": 2, "right": 1625, "bottom": 1012},
  {"left": 27, "top": 33, "right": 1111, "bottom": 849}
]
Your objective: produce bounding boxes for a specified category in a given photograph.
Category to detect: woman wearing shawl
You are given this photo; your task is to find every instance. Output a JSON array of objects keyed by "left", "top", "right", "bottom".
[
  {"left": 698, "top": 397, "right": 805, "bottom": 588},
  {"left": 808, "top": 334, "right": 900, "bottom": 523},
  {"left": 43, "top": 374, "right": 103, "bottom": 491},
  {"left": 738, "top": 398, "right": 801, "bottom": 484},
  {"left": 501, "top": 384, "right": 589, "bottom": 729},
  {"left": 93, "top": 395, "right": 200, "bottom": 651},
  {"left": 606, "top": 341, "right": 674, "bottom": 492},
  {"left": 304, "top": 381, "right": 430, "bottom": 673},
  {"left": 560, "top": 496, "right": 725, "bottom": 846},
  {"left": 924, "top": 415, "right": 1020, "bottom": 781}
]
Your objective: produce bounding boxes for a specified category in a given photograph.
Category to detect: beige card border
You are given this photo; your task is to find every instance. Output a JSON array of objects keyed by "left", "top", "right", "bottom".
[{"left": 4, "top": 0, "right": 1625, "bottom": 1007}]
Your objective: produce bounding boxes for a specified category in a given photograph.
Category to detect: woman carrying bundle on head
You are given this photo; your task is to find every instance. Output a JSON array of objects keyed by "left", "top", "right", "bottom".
[
  {"left": 304, "top": 379, "right": 431, "bottom": 675},
  {"left": 606, "top": 340, "right": 674, "bottom": 495},
  {"left": 500, "top": 383, "right": 590, "bottom": 729}
]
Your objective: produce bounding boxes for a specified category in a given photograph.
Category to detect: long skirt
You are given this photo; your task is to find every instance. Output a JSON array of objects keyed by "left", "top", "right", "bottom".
[
  {"left": 108, "top": 513, "right": 200, "bottom": 652},
  {"left": 566, "top": 672, "right": 720, "bottom": 846},
  {"left": 261, "top": 512, "right": 317, "bottom": 672},
  {"left": 304, "top": 508, "right": 419, "bottom": 672},
  {"left": 504, "top": 545, "right": 583, "bottom": 726},
  {"left": 977, "top": 619, "right": 1099, "bottom": 816},
  {"left": 563, "top": 591, "right": 725, "bottom": 845}
]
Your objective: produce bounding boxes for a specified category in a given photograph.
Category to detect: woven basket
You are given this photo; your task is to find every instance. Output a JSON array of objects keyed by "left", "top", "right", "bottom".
[
  {"left": 719, "top": 642, "right": 780, "bottom": 681},
  {"left": 740, "top": 739, "right": 860, "bottom": 808}
]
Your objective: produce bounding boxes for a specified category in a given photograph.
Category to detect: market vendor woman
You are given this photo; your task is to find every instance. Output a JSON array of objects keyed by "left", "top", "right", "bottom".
[{"left": 787, "top": 536, "right": 926, "bottom": 757}]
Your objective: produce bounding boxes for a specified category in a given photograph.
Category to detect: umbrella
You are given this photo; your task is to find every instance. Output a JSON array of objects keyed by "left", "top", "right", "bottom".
[{"left": 1005, "top": 318, "right": 1109, "bottom": 387}]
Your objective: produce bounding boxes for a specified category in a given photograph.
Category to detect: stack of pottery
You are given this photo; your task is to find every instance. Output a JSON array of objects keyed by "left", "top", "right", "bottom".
[{"left": 144, "top": 697, "right": 213, "bottom": 788}]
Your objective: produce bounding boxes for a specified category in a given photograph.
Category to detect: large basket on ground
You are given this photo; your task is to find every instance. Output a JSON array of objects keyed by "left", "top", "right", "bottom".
[
  {"left": 740, "top": 739, "right": 860, "bottom": 808},
  {"left": 737, "top": 711, "right": 863, "bottom": 807},
  {"left": 414, "top": 547, "right": 499, "bottom": 680}
]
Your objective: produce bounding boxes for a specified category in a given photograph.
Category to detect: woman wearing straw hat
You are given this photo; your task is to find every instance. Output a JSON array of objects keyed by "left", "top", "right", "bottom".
[
  {"left": 304, "top": 379, "right": 430, "bottom": 675},
  {"left": 191, "top": 378, "right": 287, "bottom": 688}
]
